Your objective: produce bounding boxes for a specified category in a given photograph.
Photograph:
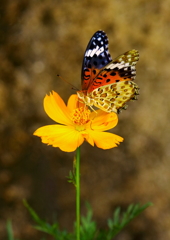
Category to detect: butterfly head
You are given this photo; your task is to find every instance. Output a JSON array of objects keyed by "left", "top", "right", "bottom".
[{"left": 77, "top": 90, "right": 95, "bottom": 108}]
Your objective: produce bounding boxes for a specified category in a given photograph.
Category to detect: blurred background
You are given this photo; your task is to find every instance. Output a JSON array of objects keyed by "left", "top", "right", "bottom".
[{"left": 0, "top": 0, "right": 170, "bottom": 239}]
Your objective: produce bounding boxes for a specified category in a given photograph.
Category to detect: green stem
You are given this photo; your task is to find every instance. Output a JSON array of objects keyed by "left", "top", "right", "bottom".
[{"left": 76, "top": 147, "right": 80, "bottom": 240}]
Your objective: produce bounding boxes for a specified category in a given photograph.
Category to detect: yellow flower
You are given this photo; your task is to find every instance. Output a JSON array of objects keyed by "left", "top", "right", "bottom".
[{"left": 33, "top": 91, "right": 123, "bottom": 152}]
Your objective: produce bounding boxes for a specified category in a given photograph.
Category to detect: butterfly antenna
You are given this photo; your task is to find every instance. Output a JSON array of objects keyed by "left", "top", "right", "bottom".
[{"left": 57, "top": 74, "right": 79, "bottom": 91}]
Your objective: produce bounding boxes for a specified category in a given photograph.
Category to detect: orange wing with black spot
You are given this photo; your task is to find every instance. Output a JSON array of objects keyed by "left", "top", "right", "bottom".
[{"left": 87, "top": 49, "right": 139, "bottom": 93}]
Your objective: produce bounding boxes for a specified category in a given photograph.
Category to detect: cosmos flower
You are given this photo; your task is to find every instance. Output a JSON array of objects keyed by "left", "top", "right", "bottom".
[{"left": 33, "top": 91, "right": 123, "bottom": 152}]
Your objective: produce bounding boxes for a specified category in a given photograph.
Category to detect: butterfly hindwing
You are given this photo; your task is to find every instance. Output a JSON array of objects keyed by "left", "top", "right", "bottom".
[
  {"left": 81, "top": 30, "right": 112, "bottom": 90},
  {"left": 89, "top": 80, "right": 139, "bottom": 113}
]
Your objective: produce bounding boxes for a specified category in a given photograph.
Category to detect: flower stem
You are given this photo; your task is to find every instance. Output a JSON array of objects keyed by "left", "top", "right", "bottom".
[{"left": 76, "top": 147, "right": 80, "bottom": 240}]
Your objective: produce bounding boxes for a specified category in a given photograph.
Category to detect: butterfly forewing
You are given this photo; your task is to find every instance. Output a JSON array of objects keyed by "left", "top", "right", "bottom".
[
  {"left": 81, "top": 30, "right": 112, "bottom": 90},
  {"left": 87, "top": 49, "right": 139, "bottom": 93}
]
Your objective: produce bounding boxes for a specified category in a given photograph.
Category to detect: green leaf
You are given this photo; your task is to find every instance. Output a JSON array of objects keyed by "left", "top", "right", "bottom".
[
  {"left": 24, "top": 199, "right": 152, "bottom": 240},
  {"left": 6, "top": 220, "right": 14, "bottom": 240},
  {"left": 107, "top": 202, "right": 153, "bottom": 239},
  {"left": 6, "top": 221, "right": 20, "bottom": 240},
  {"left": 67, "top": 156, "right": 77, "bottom": 186},
  {"left": 24, "top": 200, "right": 75, "bottom": 240},
  {"left": 109, "top": 207, "right": 121, "bottom": 228},
  {"left": 23, "top": 200, "right": 49, "bottom": 229},
  {"left": 79, "top": 203, "right": 97, "bottom": 240},
  {"left": 67, "top": 170, "right": 76, "bottom": 186}
]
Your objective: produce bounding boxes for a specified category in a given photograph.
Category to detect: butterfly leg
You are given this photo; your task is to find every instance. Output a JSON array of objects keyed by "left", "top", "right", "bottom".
[{"left": 89, "top": 105, "right": 97, "bottom": 113}]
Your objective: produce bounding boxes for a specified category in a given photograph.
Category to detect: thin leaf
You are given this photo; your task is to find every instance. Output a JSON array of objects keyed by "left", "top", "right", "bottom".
[
  {"left": 6, "top": 220, "right": 14, "bottom": 240},
  {"left": 107, "top": 202, "right": 152, "bottom": 239}
]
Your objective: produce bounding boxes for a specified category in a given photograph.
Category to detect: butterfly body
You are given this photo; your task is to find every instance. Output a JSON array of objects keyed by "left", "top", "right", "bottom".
[{"left": 77, "top": 30, "right": 139, "bottom": 113}]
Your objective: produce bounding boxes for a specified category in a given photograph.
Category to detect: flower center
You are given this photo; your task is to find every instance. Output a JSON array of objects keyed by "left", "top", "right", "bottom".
[{"left": 71, "top": 107, "right": 91, "bottom": 130}]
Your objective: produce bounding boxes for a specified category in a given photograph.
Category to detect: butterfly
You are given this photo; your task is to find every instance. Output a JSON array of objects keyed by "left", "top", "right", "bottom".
[{"left": 77, "top": 30, "right": 140, "bottom": 113}]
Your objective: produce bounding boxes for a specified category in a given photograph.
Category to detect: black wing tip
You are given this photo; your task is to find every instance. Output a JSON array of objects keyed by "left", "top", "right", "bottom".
[{"left": 94, "top": 30, "right": 106, "bottom": 35}]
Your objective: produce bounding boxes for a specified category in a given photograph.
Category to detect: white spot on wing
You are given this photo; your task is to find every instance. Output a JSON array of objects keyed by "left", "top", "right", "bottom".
[
  {"left": 85, "top": 46, "right": 99, "bottom": 57},
  {"left": 85, "top": 49, "right": 91, "bottom": 57},
  {"left": 106, "top": 63, "right": 124, "bottom": 69},
  {"left": 106, "top": 63, "right": 114, "bottom": 69},
  {"left": 90, "top": 48, "right": 98, "bottom": 57},
  {"left": 96, "top": 46, "right": 104, "bottom": 56}
]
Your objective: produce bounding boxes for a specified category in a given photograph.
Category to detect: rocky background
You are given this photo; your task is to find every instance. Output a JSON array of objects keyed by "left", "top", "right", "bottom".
[{"left": 0, "top": 0, "right": 170, "bottom": 239}]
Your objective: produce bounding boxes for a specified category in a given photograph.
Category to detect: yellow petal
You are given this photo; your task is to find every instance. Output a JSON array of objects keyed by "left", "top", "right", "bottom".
[
  {"left": 34, "top": 124, "right": 84, "bottom": 152},
  {"left": 67, "top": 94, "right": 87, "bottom": 112},
  {"left": 82, "top": 131, "right": 94, "bottom": 146},
  {"left": 90, "top": 110, "right": 118, "bottom": 131},
  {"left": 67, "top": 94, "right": 79, "bottom": 111},
  {"left": 44, "top": 91, "right": 73, "bottom": 125},
  {"left": 86, "top": 130, "right": 124, "bottom": 149}
]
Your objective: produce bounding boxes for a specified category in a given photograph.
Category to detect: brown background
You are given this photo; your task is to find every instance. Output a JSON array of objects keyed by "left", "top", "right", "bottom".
[{"left": 0, "top": 0, "right": 170, "bottom": 239}]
